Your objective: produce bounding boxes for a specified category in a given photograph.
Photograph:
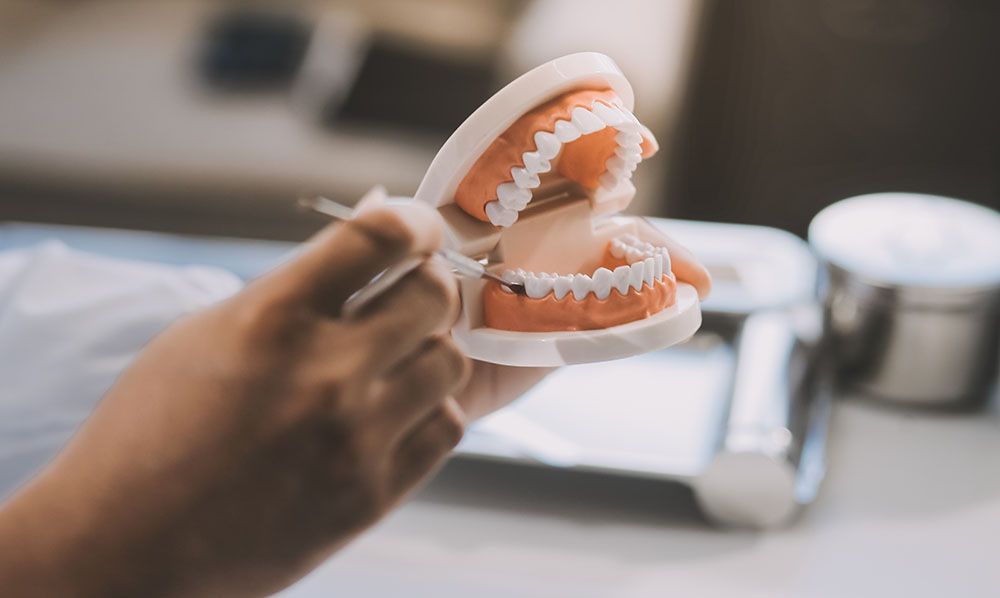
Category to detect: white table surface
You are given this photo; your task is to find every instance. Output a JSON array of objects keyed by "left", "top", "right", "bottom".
[{"left": 278, "top": 396, "right": 1000, "bottom": 598}]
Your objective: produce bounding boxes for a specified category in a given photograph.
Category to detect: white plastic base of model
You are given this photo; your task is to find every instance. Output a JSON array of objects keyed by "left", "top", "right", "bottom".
[{"left": 451, "top": 283, "right": 701, "bottom": 367}]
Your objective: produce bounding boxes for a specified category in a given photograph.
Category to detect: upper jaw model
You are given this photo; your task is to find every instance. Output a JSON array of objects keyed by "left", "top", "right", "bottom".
[{"left": 415, "top": 53, "right": 702, "bottom": 366}]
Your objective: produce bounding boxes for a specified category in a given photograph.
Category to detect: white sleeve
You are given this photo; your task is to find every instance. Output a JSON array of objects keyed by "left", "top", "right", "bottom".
[{"left": 0, "top": 241, "right": 243, "bottom": 499}]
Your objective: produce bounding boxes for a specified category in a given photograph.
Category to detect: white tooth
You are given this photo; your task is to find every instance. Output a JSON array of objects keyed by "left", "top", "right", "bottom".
[
  {"left": 525, "top": 274, "right": 554, "bottom": 299},
  {"left": 626, "top": 248, "right": 643, "bottom": 264},
  {"left": 612, "top": 265, "right": 630, "bottom": 295},
  {"left": 605, "top": 155, "right": 627, "bottom": 178},
  {"left": 615, "top": 131, "right": 643, "bottom": 146},
  {"left": 571, "top": 273, "right": 592, "bottom": 300},
  {"left": 629, "top": 261, "right": 645, "bottom": 291},
  {"left": 599, "top": 172, "right": 619, "bottom": 191},
  {"left": 592, "top": 267, "right": 613, "bottom": 300},
  {"left": 533, "top": 131, "right": 562, "bottom": 159},
  {"left": 554, "top": 120, "right": 581, "bottom": 143},
  {"left": 592, "top": 101, "right": 627, "bottom": 127},
  {"left": 642, "top": 257, "right": 655, "bottom": 287},
  {"left": 609, "top": 95, "right": 624, "bottom": 108},
  {"left": 552, "top": 275, "right": 573, "bottom": 300},
  {"left": 614, "top": 145, "right": 643, "bottom": 162},
  {"left": 571, "top": 107, "right": 605, "bottom": 135},
  {"left": 486, "top": 202, "right": 518, "bottom": 227},
  {"left": 617, "top": 107, "right": 642, "bottom": 132},
  {"left": 609, "top": 239, "right": 626, "bottom": 259},
  {"left": 522, "top": 151, "right": 551, "bottom": 174},
  {"left": 653, "top": 254, "right": 664, "bottom": 280},
  {"left": 641, "top": 242, "right": 656, "bottom": 254},
  {"left": 661, "top": 248, "right": 672, "bottom": 276},
  {"left": 511, "top": 167, "right": 540, "bottom": 189},
  {"left": 620, "top": 233, "right": 640, "bottom": 245},
  {"left": 502, "top": 269, "right": 522, "bottom": 283},
  {"left": 497, "top": 182, "right": 531, "bottom": 210}
]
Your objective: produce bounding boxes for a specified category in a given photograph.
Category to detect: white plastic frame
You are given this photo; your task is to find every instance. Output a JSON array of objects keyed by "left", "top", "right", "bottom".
[{"left": 414, "top": 52, "right": 702, "bottom": 366}]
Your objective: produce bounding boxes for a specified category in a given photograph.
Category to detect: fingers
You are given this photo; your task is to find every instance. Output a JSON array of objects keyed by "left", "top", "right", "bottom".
[
  {"left": 352, "top": 257, "right": 461, "bottom": 373},
  {"left": 637, "top": 220, "right": 713, "bottom": 300},
  {"left": 454, "top": 362, "right": 556, "bottom": 421},
  {"left": 374, "top": 337, "right": 470, "bottom": 436},
  {"left": 270, "top": 203, "right": 445, "bottom": 314},
  {"left": 388, "top": 397, "right": 466, "bottom": 497}
]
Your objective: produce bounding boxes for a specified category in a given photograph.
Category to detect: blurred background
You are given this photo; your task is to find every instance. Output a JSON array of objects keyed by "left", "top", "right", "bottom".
[
  {"left": 1, "top": 2, "right": 998, "bottom": 597},
  {"left": 3, "top": 0, "right": 995, "bottom": 240}
]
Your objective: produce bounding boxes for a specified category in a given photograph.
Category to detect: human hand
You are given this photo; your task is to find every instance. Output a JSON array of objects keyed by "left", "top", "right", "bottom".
[{"left": 0, "top": 203, "right": 480, "bottom": 597}]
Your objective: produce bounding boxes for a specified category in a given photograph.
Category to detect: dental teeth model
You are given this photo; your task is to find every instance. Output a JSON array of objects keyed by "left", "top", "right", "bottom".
[
  {"left": 502, "top": 235, "right": 672, "bottom": 300},
  {"left": 477, "top": 96, "right": 649, "bottom": 228},
  {"left": 413, "top": 52, "right": 702, "bottom": 366}
]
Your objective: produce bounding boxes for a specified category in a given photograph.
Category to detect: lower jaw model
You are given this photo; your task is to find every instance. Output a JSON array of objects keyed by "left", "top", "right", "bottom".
[
  {"left": 485, "top": 234, "right": 676, "bottom": 332},
  {"left": 454, "top": 88, "right": 673, "bottom": 333}
]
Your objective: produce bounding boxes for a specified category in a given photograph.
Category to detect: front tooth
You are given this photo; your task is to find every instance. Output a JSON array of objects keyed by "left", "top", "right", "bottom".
[
  {"left": 617, "top": 108, "right": 642, "bottom": 132},
  {"left": 554, "top": 120, "right": 581, "bottom": 143},
  {"left": 661, "top": 248, "right": 672, "bottom": 276},
  {"left": 642, "top": 257, "right": 655, "bottom": 287},
  {"left": 592, "top": 267, "right": 613, "bottom": 300},
  {"left": 599, "top": 172, "right": 619, "bottom": 190},
  {"left": 552, "top": 275, "right": 573, "bottom": 300},
  {"left": 511, "top": 167, "right": 540, "bottom": 189},
  {"left": 571, "top": 273, "right": 592, "bottom": 300},
  {"left": 653, "top": 253, "right": 664, "bottom": 280},
  {"left": 485, "top": 202, "right": 518, "bottom": 227},
  {"left": 605, "top": 155, "right": 627, "bottom": 178},
  {"left": 525, "top": 274, "right": 554, "bottom": 299},
  {"left": 592, "top": 101, "right": 627, "bottom": 127},
  {"left": 534, "top": 131, "right": 562, "bottom": 159},
  {"left": 614, "top": 145, "right": 643, "bottom": 162},
  {"left": 571, "top": 107, "right": 605, "bottom": 135},
  {"left": 629, "top": 261, "right": 645, "bottom": 291},
  {"left": 497, "top": 183, "right": 531, "bottom": 210},
  {"left": 615, "top": 131, "right": 642, "bottom": 146},
  {"left": 522, "top": 151, "right": 551, "bottom": 174},
  {"left": 612, "top": 266, "right": 630, "bottom": 295}
]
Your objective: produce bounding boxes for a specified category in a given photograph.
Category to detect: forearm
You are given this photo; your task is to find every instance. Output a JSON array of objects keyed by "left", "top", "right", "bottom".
[{"left": 0, "top": 472, "right": 104, "bottom": 597}]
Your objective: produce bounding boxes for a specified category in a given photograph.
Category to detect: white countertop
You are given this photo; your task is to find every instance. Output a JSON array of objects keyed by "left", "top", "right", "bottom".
[{"left": 279, "top": 396, "right": 1000, "bottom": 598}]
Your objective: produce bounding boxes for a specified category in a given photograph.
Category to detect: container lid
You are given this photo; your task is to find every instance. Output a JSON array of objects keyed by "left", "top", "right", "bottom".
[{"left": 809, "top": 193, "right": 1000, "bottom": 293}]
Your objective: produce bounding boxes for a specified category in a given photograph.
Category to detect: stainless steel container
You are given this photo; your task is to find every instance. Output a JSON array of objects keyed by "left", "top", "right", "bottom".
[{"left": 809, "top": 193, "right": 1000, "bottom": 406}]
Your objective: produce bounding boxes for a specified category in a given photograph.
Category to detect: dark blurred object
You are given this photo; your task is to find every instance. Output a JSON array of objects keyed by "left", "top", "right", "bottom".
[
  {"left": 667, "top": 0, "right": 1000, "bottom": 237},
  {"left": 199, "top": 7, "right": 312, "bottom": 90},
  {"left": 329, "top": 39, "right": 496, "bottom": 135}
]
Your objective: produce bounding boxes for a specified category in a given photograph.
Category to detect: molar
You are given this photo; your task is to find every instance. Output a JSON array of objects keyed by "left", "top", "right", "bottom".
[
  {"left": 599, "top": 172, "right": 619, "bottom": 191},
  {"left": 552, "top": 275, "right": 573, "bottom": 300},
  {"left": 525, "top": 273, "right": 555, "bottom": 299},
  {"left": 522, "top": 151, "right": 551, "bottom": 174},
  {"left": 497, "top": 183, "right": 531, "bottom": 210},
  {"left": 511, "top": 166, "right": 540, "bottom": 189},
  {"left": 571, "top": 273, "right": 592, "bottom": 300},
  {"left": 486, "top": 201, "right": 518, "bottom": 227}
]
